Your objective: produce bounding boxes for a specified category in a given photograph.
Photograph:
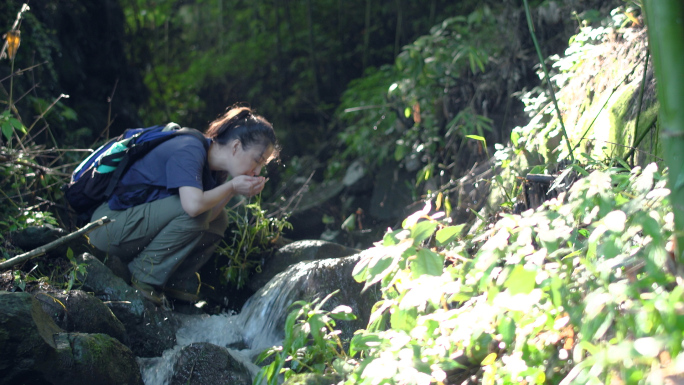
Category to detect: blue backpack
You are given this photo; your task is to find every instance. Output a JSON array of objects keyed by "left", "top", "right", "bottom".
[{"left": 63, "top": 123, "right": 207, "bottom": 220}]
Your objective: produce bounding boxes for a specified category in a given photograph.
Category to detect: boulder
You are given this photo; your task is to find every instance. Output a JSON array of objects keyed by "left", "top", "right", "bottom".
[
  {"left": 171, "top": 342, "right": 252, "bottom": 385},
  {"left": 77, "top": 252, "right": 179, "bottom": 357},
  {"left": 0, "top": 291, "right": 142, "bottom": 385},
  {"left": 9, "top": 224, "right": 101, "bottom": 258},
  {"left": 52, "top": 332, "right": 143, "bottom": 385},
  {"left": 368, "top": 161, "right": 413, "bottom": 221},
  {"left": 342, "top": 159, "right": 373, "bottom": 194},
  {"left": 285, "top": 180, "right": 345, "bottom": 240},
  {"left": 9, "top": 224, "right": 65, "bottom": 250},
  {"left": 247, "top": 240, "right": 360, "bottom": 292},
  {"left": 36, "top": 289, "right": 128, "bottom": 346},
  {"left": 240, "top": 255, "right": 380, "bottom": 351},
  {"left": 0, "top": 291, "right": 62, "bottom": 384}
]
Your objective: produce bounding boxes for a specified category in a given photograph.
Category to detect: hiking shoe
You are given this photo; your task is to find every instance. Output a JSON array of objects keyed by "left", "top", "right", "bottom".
[
  {"left": 163, "top": 272, "right": 207, "bottom": 303},
  {"left": 131, "top": 278, "right": 166, "bottom": 306},
  {"left": 163, "top": 287, "right": 201, "bottom": 303}
]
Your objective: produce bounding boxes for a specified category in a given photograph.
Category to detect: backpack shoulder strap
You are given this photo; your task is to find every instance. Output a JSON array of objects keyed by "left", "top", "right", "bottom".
[{"left": 175, "top": 127, "right": 209, "bottom": 149}]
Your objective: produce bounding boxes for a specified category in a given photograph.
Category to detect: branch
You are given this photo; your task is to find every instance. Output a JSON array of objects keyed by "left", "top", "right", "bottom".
[
  {"left": 0, "top": 216, "right": 114, "bottom": 270},
  {"left": 0, "top": 153, "right": 70, "bottom": 177}
]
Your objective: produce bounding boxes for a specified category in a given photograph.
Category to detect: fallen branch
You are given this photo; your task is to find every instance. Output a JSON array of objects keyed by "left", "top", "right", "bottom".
[
  {"left": 0, "top": 216, "right": 114, "bottom": 270},
  {"left": 0, "top": 152, "right": 70, "bottom": 177}
]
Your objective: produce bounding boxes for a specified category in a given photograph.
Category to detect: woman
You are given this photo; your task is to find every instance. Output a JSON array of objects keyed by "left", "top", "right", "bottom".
[{"left": 88, "top": 106, "right": 278, "bottom": 305}]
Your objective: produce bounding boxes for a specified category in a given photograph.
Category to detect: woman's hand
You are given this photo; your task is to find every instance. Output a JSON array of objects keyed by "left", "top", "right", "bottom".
[
  {"left": 179, "top": 175, "right": 267, "bottom": 218},
  {"left": 229, "top": 175, "right": 267, "bottom": 197}
]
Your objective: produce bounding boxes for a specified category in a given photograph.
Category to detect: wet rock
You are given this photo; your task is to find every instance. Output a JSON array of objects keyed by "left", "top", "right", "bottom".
[
  {"left": 368, "top": 161, "right": 413, "bottom": 221},
  {"left": 9, "top": 224, "right": 99, "bottom": 258},
  {"left": 286, "top": 181, "right": 345, "bottom": 240},
  {"left": 343, "top": 159, "right": 373, "bottom": 194},
  {"left": 248, "top": 240, "right": 360, "bottom": 292},
  {"left": 36, "top": 289, "right": 128, "bottom": 346},
  {"left": 77, "top": 252, "right": 179, "bottom": 357},
  {"left": 170, "top": 342, "right": 252, "bottom": 385},
  {"left": 0, "top": 291, "right": 62, "bottom": 385},
  {"left": 0, "top": 291, "right": 142, "bottom": 385},
  {"left": 241, "top": 255, "right": 380, "bottom": 351},
  {"left": 9, "top": 224, "right": 66, "bottom": 250},
  {"left": 52, "top": 332, "right": 143, "bottom": 385},
  {"left": 102, "top": 253, "right": 132, "bottom": 282}
]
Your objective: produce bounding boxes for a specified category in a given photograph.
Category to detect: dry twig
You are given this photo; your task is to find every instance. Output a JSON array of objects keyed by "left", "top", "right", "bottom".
[{"left": 0, "top": 216, "right": 114, "bottom": 270}]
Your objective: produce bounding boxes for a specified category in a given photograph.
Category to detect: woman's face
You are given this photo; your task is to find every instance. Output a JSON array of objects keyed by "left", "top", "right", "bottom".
[{"left": 210, "top": 139, "right": 274, "bottom": 178}]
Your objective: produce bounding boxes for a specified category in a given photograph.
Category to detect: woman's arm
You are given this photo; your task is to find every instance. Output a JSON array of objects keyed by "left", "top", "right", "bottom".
[{"left": 178, "top": 175, "right": 267, "bottom": 218}]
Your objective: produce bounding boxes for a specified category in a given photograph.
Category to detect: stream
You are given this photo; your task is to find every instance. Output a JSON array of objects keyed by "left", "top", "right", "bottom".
[{"left": 138, "top": 258, "right": 334, "bottom": 385}]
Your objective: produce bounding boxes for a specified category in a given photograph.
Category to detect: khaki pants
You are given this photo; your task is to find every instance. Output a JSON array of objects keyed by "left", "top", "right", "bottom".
[{"left": 88, "top": 195, "right": 228, "bottom": 287}]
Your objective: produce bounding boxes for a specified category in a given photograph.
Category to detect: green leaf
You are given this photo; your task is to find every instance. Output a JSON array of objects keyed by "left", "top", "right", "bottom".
[
  {"left": 411, "top": 221, "right": 438, "bottom": 244},
  {"left": 466, "top": 134, "right": 485, "bottom": 142},
  {"left": 365, "top": 254, "right": 398, "bottom": 289},
  {"left": 308, "top": 314, "right": 326, "bottom": 348},
  {"left": 435, "top": 225, "right": 465, "bottom": 246},
  {"left": 394, "top": 143, "right": 409, "bottom": 161},
  {"left": 390, "top": 308, "right": 418, "bottom": 332},
  {"left": 640, "top": 214, "right": 663, "bottom": 242},
  {"left": 504, "top": 265, "right": 537, "bottom": 295},
  {"left": 571, "top": 164, "right": 590, "bottom": 176},
  {"left": 497, "top": 316, "right": 516, "bottom": 345},
  {"left": 529, "top": 165, "right": 545, "bottom": 174},
  {"left": 284, "top": 305, "right": 303, "bottom": 349},
  {"left": 1, "top": 122, "right": 12, "bottom": 141},
  {"left": 404, "top": 107, "right": 411, "bottom": 118},
  {"left": 634, "top": 337, "right": 666, "bottom": 358},
  {"left": 511, "top": 130, "right": 521, "bottom": 146},
  {"left": 9, "top": 118, "right": 26, "bottom": 134},
  {"left": 549, "top": 276, "right": 563, "bottom": 308},
  {"left": 444, "top": 197, "right": 452, "bottom": 217},
  {"left": 352, "top": 255, "right": 371, "bottom": 283},
  {"left": 341, "top": 213, "right": 356, "bottom": 231},
  {"left": 330, "top": 305, "right": 357, "bottom": 321},
  {"left": 350, "top": 333, "right": 383, "bottom": 356},
  {"left": 410, "top": 248, "right": 444, "bottom": 277},
  {"left": 382, "top": 229, "right": 404, "bottom": 246},
  {"left": 481, "top": 352, "right": 497, "bottom": 366},
  {"left": 60, "top": 106, "right": 78, "bottom": 121}
]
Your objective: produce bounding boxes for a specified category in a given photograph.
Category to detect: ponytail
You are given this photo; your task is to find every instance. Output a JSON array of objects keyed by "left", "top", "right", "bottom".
[{"left": 206, "top": 106, "right": 279, "bottom": 156}]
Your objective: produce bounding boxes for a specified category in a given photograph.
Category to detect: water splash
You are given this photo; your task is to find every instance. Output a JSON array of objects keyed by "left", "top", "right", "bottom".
[
  {"left": 140, "top": 259, "right": 325, "bottom": 384},
  {"left": 238, "top": 261, "right": 314, "bottom": 351}
]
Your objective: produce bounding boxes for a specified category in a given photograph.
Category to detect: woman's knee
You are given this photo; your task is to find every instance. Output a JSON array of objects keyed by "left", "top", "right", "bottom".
[{"left": 209, "top": 209, "right": 229, "bottom": 234}]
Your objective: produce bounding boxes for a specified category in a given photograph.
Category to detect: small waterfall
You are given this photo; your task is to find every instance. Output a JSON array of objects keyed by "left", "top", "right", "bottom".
[
  {"left": 139, "top": 259, "right": 324, "bottom": 385},
  {"left": 237, "top": 261, "right": 315, "bottom": 351}
]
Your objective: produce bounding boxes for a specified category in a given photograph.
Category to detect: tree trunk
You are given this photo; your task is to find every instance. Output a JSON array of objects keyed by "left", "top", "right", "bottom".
[
  {"left": 275, "top": 0, "right": 284, "bottom": 97},
  {"left": 305, "top": 0, "right": 322, "bottom": 120},
  {"left": 429, "top": 0, "right": 436, "bottom": 26},
  {"left": 394, "top": 0, "right": 403, "bottom": 58},
  {"left": 363, "top": 0, "right": 371, "bottom": 70},
  {"left": 644, "top": 0, "right": 684, "bottom": 261}
]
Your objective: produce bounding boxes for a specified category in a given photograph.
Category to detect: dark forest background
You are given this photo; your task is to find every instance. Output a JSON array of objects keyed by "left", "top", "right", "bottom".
[
  {"left": 0, "top": 0, "right": 484, "bottom": 151},
  {"left": 0, "top": 0, "right": 619, "bottom": 239},
  {"left": 0, "top": 0, "right": 568, "bottom": 178}
]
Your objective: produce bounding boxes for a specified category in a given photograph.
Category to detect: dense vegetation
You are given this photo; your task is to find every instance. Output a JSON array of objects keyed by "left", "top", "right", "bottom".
[{"left": 2, "top": 0, "right": 684, "bottom": 384}]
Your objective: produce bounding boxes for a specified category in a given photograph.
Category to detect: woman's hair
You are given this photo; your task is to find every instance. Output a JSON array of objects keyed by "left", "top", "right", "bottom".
[{"left": 205, "top": 106, "right": 279, "bottom": 156}]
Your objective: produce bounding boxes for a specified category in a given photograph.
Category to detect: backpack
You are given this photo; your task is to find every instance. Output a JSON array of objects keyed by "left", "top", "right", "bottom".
[{"left": 63, "top": 123, "right": 207, "bottom": 222}]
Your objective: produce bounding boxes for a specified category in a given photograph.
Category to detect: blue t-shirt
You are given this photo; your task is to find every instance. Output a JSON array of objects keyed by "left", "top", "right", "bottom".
[{"left": 108, "top": 135, "right": 218, "bottom": 210}]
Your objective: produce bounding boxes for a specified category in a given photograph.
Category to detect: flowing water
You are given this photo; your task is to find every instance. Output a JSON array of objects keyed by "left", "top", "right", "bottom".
[{"left": 138, "top": 259, "right": 322, "bottom": 385}]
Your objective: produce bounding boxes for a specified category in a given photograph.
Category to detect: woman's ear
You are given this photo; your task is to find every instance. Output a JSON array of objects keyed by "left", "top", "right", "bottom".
[{"left": 231, "top": 139, "right": 240, "bottom": 155}]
